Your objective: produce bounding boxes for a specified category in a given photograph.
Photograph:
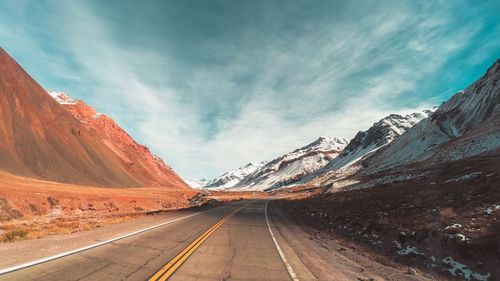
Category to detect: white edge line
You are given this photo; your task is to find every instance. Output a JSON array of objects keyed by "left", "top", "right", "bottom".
[
  {"left": 0, "top": 210, "right": 207, "bottom": 275},
  {"left": 265, "top": 200, "right": 300, "bottom": 281}
]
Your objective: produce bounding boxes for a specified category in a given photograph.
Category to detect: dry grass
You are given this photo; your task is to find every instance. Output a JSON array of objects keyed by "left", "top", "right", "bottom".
[
  {"left": 0, "top": 171, "right": 199, "bottom": 242},
  {"left": 0, "top": 215, "right": 139, "bottom": 243},
  {"left": 0, "top": 171, "right": 197, "bottom": 219},
  {"left": 0, "top": 226, "right": 29, "bottom": 242}
]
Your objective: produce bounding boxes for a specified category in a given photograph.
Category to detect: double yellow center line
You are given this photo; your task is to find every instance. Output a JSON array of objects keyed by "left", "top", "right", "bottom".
[{"left": 149, "top": 202, "right": 252, "bottom": 281}]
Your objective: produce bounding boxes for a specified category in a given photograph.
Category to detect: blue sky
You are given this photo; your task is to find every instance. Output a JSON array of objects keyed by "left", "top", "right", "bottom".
[{"left": 1, "top": 0, "right": 499, "bottom": 179}]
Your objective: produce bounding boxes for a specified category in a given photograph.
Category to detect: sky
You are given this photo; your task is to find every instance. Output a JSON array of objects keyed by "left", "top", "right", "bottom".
[{"left": 1, "top": 0, "right": 499, "bottom": 180}]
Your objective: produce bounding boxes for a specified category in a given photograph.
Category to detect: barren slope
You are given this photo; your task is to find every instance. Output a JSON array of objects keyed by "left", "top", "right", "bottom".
[
  {"left": 364, "top": 60, "right": 500, "bottom": 174},
  {"left": 0, "top": 48, "right": 188, "bottom": 188},
  {"left": 47, "top": 91, "right": 187, "bottom": 188}
]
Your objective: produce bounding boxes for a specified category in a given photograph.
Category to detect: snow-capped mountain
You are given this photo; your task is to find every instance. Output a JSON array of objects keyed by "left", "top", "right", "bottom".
[
  {"left": 326, "top": 110, "right": 434, "bottom": 171},
  {"left": 231, "top": 136, "right": 349, "bottom": 191},
  {"left": 47, "top": 91, "right": 78, "bottom": 105},
  {"left": 292, "top": 110, "right": 434, "bottom": 186},
  {"left": 201, "top": 162, "right": 266, "bottom": 189},
  {"left": 185, "top": 179, "right": 210, "bottom": 189},
  {"left": 364, "top": 59, "right": 500, "bottom": 173}
]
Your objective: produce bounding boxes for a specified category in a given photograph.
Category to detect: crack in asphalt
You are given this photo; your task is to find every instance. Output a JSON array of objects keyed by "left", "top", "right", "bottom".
[
  {"left": 223, "top": 227, "right": 236, "bottom": 281},
  {"left": 74, "top": 263, "right": 111, "bottom": 281},
  {"left": 105, "top": 240, "right": 188, "bottom": 280},
  {"left": 110, "top": 241, "right": 168, "bottom": 253}
]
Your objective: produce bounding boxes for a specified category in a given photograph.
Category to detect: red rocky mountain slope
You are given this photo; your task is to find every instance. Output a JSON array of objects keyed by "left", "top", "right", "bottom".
[
  {"left": 47, "top": 91, "right": 187, "bottom": 188},
  {"left": 0, "top": 48, "right": 188, "bottom": 188}
]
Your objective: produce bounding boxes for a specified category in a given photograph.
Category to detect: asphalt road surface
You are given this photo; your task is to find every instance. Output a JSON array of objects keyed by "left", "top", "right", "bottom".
[{"left": 0, "top": 200, "right": 315, "bottom": 281}]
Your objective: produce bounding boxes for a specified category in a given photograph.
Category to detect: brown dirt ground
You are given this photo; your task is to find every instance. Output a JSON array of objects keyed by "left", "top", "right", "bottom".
[
  {"left": 0, "top": 171, "right": 198, "bottom": 242},
  {"left": 281, "top": 153, "right": 500, "bottom": 281}
]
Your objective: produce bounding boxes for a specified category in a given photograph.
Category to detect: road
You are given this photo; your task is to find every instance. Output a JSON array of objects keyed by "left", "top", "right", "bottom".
[{"left": 0, "top": 200, "right": 315, "bottom": 281}]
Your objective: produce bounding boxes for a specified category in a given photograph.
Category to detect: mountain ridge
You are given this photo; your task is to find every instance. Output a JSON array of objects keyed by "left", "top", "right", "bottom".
[
  {"left": 228, "top": 136, "right": 349, "bottom": 191},
  {"left": 46, "top": 91, "right": 188, "bottom": 189},
  {"left": 0, "top": 47, "right": 188, "bottom": 188},
  {"left": 193, "top": 162, "right": 266, "bottom": 189},
  {"left": 363, "top": 59, "right": 500, "bottom": 174}
]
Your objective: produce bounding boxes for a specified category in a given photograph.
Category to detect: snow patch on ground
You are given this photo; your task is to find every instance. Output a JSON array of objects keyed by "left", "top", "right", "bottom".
[
  {"left": 445, "top": 223, "right": 462, "bottom": 230},
  {"left": 47, "top": 91, "right": 77, "bottom": 105},
  {"left": 445, "top": 172, "right": 482, "bottom": 183},
  {"left": 441, "top": 257, "right": 491, "bottom": 281},
  {"left": 484, "top": 204, "right": 500, "bottom": 214},
  {"left": 398, "top": 245, "right": 424, "bottom": 256},
  {"left": 447, "top": 233, "right": 470, "bottom": 242},
  {"left": 393, "top": 241, "right": 424, "bottom": 256}
]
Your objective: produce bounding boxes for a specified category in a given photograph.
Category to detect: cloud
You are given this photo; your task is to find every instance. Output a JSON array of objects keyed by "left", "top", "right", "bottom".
[{"left": 0, "top": 0, "right": 495, "bottom": 180}]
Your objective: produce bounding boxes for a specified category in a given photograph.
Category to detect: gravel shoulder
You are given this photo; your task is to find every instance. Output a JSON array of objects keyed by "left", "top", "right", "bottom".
[
  {"left": 271, "top": 200, "right": 436, "bottom": 281},
  {"left": 0, "top": 206, "right": 213, "bottom": 269}
]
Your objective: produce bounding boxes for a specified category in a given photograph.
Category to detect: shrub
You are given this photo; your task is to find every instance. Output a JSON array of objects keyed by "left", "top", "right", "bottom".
[{"left": 1, "top": 227, "right": 29, "bottom": 242}]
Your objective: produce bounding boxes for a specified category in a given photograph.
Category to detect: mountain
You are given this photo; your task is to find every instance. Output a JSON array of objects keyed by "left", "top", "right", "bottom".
[
  {"left": 185, "top": 179, "right": 210, "bottom": 189},
  {"left": 363, "top": 59, "right": 500, "bottom": 173},
  {"left": 46, "top": 91, "right": 188, "bottom": 188},
  {"left": 284, "top": 61, "right": 500, "bottom": 281},
  {"left": 199, "top": 162, "right": 266, "bottom": 189},
  {"left": 231, "top": 136, "right": 349, "bottom": 191},
  {"left": 325, "top": 110, "right": 434, "bottom": 171},
  {"left": 0, "top": 47, "right": 188, "bottom": 188},
  {"left": 288, "top": 110, "right": 433, "bottom": 187}
]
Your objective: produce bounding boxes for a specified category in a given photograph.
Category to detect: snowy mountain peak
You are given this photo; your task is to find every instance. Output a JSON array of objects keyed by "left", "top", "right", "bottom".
[
  {"left": 373, "top": 110, "right": 435, "bottom": 142},
  {"left": 295, "top": 136, "right": 349, "bottom": 153},
  {"left": 200, "top": 162, "right": 266, "bottom": 189},
  {"left": 317, "top": 109, "right": 434, "bottom": 172},
  {"left": 318, "top": 136, "right": 349, "bottom": 147},
  {"left": 229, "top": 136, "right": 349, "bottom": 191},
  {"left": 185, "top": 179, "right": 210, "bottom": 189},
  {"left": 45, "top": 89, "right": 187, "bottom": 188},
  {"left": 364, "top": 59, "right": 500, "bottom": 173},
  {"left": 243, "top": 161, "right": 267, "bottom": 168},
  {"left": 47, "top": 91, "right": 77, "bottom": 105}
]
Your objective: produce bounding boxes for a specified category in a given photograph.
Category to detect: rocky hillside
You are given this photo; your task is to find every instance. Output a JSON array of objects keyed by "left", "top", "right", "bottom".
[
  {"left": 282, "top": 59, "right": 500, "bottom": 281},
  {"left": 364, "top": 59, "right": 500, "bottom": 174},
  {"left": 46, "top": 91, "right": 188, "bottom": 189},
  {"left": 0, "top": 48, "right": 188, "bottom": 188},
  {"left": 273, "top": 110, "right": 432, "bottom": 188},
  {"left": 326, "top": 110, "right": 433, "bottom": 172}
]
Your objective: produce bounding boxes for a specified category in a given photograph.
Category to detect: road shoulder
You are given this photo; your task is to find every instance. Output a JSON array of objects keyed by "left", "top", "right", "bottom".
[
  {"left": 0, "top": 207, "right": 210, "bottom": 269},
  {"left": 266, "top": 200, "right": 317, "bottom": 281},
  {"left": 269, "top": 200, "right": 433, "bottom": 281}
]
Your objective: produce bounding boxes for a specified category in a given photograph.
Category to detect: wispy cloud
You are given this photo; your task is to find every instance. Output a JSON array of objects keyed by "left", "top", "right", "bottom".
[{"left": 0, "top": 0, "right": 498, "bottom": 179}]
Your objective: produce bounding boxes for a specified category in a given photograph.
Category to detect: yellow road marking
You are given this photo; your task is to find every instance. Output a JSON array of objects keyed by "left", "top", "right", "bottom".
[{"left": 149, "top": 202, "right": 252, "bottom": 281}]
